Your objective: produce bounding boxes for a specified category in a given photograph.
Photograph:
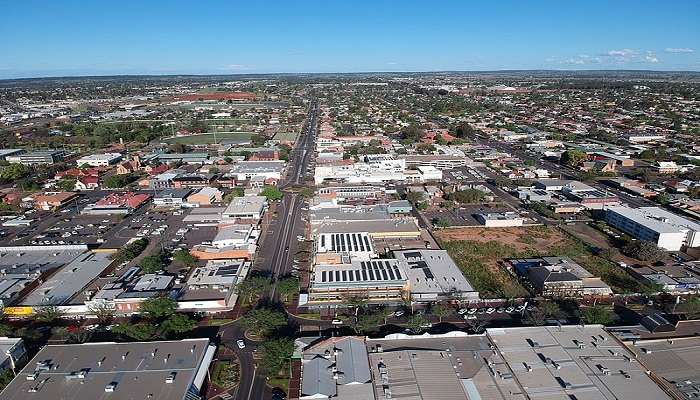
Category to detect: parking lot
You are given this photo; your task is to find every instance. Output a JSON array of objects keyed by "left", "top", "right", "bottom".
[{"left": 423, "top": 204, "right": 514, "bottom": 227}]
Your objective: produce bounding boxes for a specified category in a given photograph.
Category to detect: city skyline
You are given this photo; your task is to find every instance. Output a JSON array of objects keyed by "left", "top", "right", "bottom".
[{"left": 2, "top": 0, "right": 699, "bottom": 79}]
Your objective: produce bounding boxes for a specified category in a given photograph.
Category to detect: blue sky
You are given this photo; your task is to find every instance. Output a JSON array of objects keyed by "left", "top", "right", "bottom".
[{"left": 1, "top": 0, "right": 699, "bottom": 78}]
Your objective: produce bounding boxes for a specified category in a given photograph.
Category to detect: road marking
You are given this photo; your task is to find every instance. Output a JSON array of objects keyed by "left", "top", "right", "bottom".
[{"left": 245, "top": 367, "right": 257, "bottom": 400}]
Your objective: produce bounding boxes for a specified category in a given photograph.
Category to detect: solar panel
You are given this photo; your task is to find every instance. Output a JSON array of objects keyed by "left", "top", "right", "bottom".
[{"left": 363, "top": 235, "right": 371, "bottom": 251}]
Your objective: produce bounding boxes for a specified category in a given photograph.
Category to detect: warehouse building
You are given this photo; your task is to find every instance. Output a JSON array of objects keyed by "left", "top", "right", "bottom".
[{"left": 0, "top": 339, "right": 216, "bottom": 400}]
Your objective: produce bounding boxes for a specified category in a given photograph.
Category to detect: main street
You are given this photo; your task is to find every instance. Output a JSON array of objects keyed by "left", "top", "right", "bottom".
[{"left": 220, "top": 100, "right": 318, "bottom": 400}]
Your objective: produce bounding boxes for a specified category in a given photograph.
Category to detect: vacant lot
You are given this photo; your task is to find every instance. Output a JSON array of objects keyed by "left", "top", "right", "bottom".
[
  {"left": 163, "top": 132, "right": 252, "bottom": 145},
  {"left": 437, "top": 226, "right": 652, "bottom": 297}
]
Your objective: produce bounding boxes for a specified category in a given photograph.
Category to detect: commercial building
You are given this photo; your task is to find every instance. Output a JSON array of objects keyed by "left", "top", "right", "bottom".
[
  {"left": 222, "top": 195, "right": 266, "bottom": 220},
  {"left": 476, "top": 212, "right": 525, "bottom": 227},
  {"left": 6, "top": 150, "right": 64, "bottom": 165},
  {"left": 300, "top": 337, "right": 373, "bottom": 400},
  {"left": 394, "top": 249, "right": 479, "bottom": 302},
  {"left": 400, "top": 154, "right": 470, "bottom": 169},
  {"left": 308, "top": 259, "right": 407, "bottom": 305},
  {"left": 75, "top": 152, "right": 123, "bottom": 167},
  {"left": 509, "top": 256, "right": 612, "bottom": 296},
  {"left": 228, "top": 160, "right": 286, "bottom": 181},
  {"left": 623, "top": 336, "right": 700, "bottom": 399},
  {"left": 178, "top": 259, "right": 250, "bottom": 312},
  {"left": 20, "top": 251, "right": 115, "bottom": 306},
  {"left": 0, "top": 245, "right": 88, "bottom": 308},
  {"left": 186, "top": 187, "right": 223, "bottom": 206},
  {"left": 0, "top": 149, "right": 24, "bottom": 161},
  {"left": 153, "top": 189, "right": 192, "bottom": 207},
  {"left": 25, "top": 192, "right": 78, "bottom": 210},
  {"left": 486, "top": 325, "right": 671, "bottom": 400},
  {"left": 0, "top": 339, "right": 216, "bottom": 400},
  {"left": 315, "top": 232, "right": 377, "bottom": 263},
  {"left": 605, "top": 206, "right": 700, "bottom": 251},
  {"left": 82, "top": 192, "right": 151, "bottom": 215},
  {"left": 0, "top": 338, "right": 26, "bottom": 374}
]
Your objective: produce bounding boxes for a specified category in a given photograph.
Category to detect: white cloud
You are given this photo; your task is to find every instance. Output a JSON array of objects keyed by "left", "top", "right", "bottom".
[
  {"left": 645, "top": 52, "right": 659, "bottom": 63},
  {"left": 665, "top": 47, "right": 695, "bottom": 53},
  {"left": 605, "top": 49, "right": 637, "bottom": 57}
]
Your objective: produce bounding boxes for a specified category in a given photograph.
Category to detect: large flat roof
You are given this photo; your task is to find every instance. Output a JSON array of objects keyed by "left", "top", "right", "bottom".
[
  {"left": 607, "top": 206, "right": 700, "bottom": 234},
  {"left": 394, "top": 249, "right": 477, "bottom": 296},
  {"left": 486, "top": 325, "right": 671, "bottom": 400},
  {"left": 21, "top": 251, "right": 114, "bottom": 306},
  {"left": 0, "top": 339, "right": 213, "bottom": 400}
]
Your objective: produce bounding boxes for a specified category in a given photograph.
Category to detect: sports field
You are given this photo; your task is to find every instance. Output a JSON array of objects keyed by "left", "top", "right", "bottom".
[{"left": 162, "top": 132, "right": 253, "bottom": 144}]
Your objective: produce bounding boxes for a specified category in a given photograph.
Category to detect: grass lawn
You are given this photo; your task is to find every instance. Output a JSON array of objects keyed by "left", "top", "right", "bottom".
[
  {"left": 294, "top": 312, "right": 321, "bottom": 320},
  {"left": 163, "top": 132, "right": 253, "bottom": 145},
  {"left": 268, "top": 364, "right": 291, "bottom": 393},
  {"left": 207, "top": 318, "right": 234, "bottom": 326}
]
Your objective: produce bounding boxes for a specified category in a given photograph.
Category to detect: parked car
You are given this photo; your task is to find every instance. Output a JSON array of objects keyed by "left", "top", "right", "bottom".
[
  {"left": 393, "top": 310, "right": 405, "bottom": 317},
  {"left": 457, "top": 308, "right": 468, "bottom": 315},
  {"left": 331, "top": 319, "right": 343, "bottom": 325},
  {"left": 237, "top": 339, "right": 246, "bottom": 349}
]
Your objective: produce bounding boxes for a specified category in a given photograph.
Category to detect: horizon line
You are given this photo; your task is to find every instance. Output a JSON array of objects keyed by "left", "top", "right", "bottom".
[{"left": 2, "top": 68, "right": 700, "bottom": 82}]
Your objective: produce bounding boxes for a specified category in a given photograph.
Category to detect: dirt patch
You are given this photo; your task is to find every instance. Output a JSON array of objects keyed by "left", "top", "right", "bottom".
[{"left": 437, "top": 226, "right": 569, "bottom": 253}]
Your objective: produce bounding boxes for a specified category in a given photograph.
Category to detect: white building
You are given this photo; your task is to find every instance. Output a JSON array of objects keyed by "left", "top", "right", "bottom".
[
  {"left": 476, "top": 212, "right": 524, "bottom": 227},
  {"left": 605, "top": 206, "right": 700, "bottom": 251},
  {"left": 222, "top": 195, "right": 267, "bottom": 220},
  {"left": 75, "top": 153, "right": 123, "bottom": 167}
]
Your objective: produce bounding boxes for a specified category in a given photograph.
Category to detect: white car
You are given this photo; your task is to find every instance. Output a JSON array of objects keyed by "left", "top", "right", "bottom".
[
  {"left": 393, "top": 310, "right": 405, "bottom": 317},
  {"left": 457, "top": 308, "right": 468, "bottom": 315},
  {"left": 331, "top": 319, "right": 343, "bottom": 325},
  {"left": 236, "top": 339, "right": 246, "bottom": 349}
]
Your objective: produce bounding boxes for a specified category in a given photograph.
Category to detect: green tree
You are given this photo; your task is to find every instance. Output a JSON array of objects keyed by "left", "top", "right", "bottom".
[
  {"left": 406, "top": 314, "right": 429, "bottom": 333},
  {"left": 113, "top": 322, "right": 156, "bottom": 341},
  {"left": 299, "top": 187, "right": 314, "bottom": 199},
  {"left": 0, "top": 369, "right": 13, "bottom": 391},
  {"left": 538, "top": 301, "right": 561, "bottom": 319},
  {"left": 111, "top": 238, "right": 149, "bottom": 264},
  {"left": 241, "top": 308, "right": 287, "bottom": 337},
  {"left": 139, "top": 296, "right": 178, "bottom": 319},
  {"left": 260, "top": 185, "right": 283, "bottom": 201},
  {"left": 103, "top": 174, "right": 135, "bottom": 188},
  {"left": 140, "top": 254, "right": 164, "bottom": 274},
  {"left": 433, "top": 217, "right": 451, "bottom": 228},
  {"left": 431, "top": 304, "right": 452, "bottom": 323},
  {"left": 235, "top": 275, "right": 270, "bottom": 304},
  {"left": 0, "top": 324, "right": 13, "bottom": 337},
  {"left": 56, "top": 178, "right": 76, "bottom": 191},
  {"left": 277, "top": 277, "right": 299, "bottom": 303},
  {"left": 172, "top": 249, "right": 198, "bottom": 268},
  {"left": 623, "top": 240, "right": 665, "bottom": 263},
  {"left": 343, "top": 294, "right": 368, "bottom": 316},
  {"left": 223, "top": 188, "right": 245, "bottom": 203},
  {"left": 449, "top": 189, "right": 486, "bottom": 204},
  {"left": 560, "top": 149, "right": 587, "bottom": 167},
  {"left": 353, "top": 313, "right": 381, "bottom": 334},
  {"left": 258, "top": 338, "right": 294, "bottom": 373},
  {"left": 88, "top": 303, "right": 116, "bottom": 324},
  {"left": 405, "top": 191, "right": 425, "bottom": 204},
  {"left": 0, "top": 163, "right": 29, "bottom": 182},
  {"left": 161, "top": 313, "right": 197, "bottom": 336},
  {"left": 34, "top": 305, "right": 65, "bottom": 323},
  {"left": 579, "top": 305, "right": 614, "bottom": 325}
]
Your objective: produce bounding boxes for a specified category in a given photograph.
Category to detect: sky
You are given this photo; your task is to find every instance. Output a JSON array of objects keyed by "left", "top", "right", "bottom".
[{"left": 1, "top": 0, "right": 699, "bottom": 79}]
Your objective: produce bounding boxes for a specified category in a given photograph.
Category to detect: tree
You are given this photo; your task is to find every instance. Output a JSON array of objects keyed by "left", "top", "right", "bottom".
[
  {"left": 525, "top": 309, "right": 547, "bottom": 326},
  {"left": 56, "top": 178, "right": 76, "bottom": 191},
  {"left": 223, "top": 188, "right": 245, "bottom": 203},
  {"left": 433, "top": 217, "right": 451, "bottom": 228},
  {"left": 579, "top": 305, "right": 614, "bottom": 325},
  {"left": 88, "top": 303, "right": 116, "bottom": 324},
  {"left": 431, "top": 304, "right": 452, "bottom": 323},
  {"left": 139, "top": 297, "right": 177, "bottom": 320},
  {"left": 260, "top": 185, "right": 283, "bottom": 201},
  {"left": 173, "top": 249, "right": 198, "bottom": 268},
  {"left": 34, "top": 305, "right": 65, "bottom": 323},
  {"left": 464, "top": 317, "right": 488, "bottom": 334},
  {"left": 353, "top": 313, "right": 381, "bottom": 334},
  {"left": 538, "top": 301, "right": 561, "bottom": 319},
  {"left": 0, "top": 324, "right": 13, "bottom": 337},
  {"left": 406, "top": 314, "right": 429, "bottom": 333},
  {"left": 258, "top": 338, "right": 294, "bottom": 373},
  {"left": 111, "top": 238, "right": 148, "bottom": 264},
  {"left": 161, "top": 313, "right": 197, "bottom": 336},
  {"left": 140, "top": 254, "right": 164, "bottom": 274},
  {"left": 103, "top": 174, "right": 136, "bottom": 188},
  {"left": 241, "top": 308, "right": 287, "bottom": 337},
  {"left": 623, "top": 240, "right": 665, "bottom": 263},
  {"left": 276, "top": 277, "right": 299, "bottom": 303},
  {"left": 0, "top": 163, "right": 29, "bottom": 182},
  {"left": 560, "top": 149, "right": 587, "bottom": 167},
  {"left": 448, "top": 189, "right": 486, "bottom": 204},
  {"left": 235, "top": 275, "right": 270, "bottom": 304},
  {"left": 343, "top": 294, "right": 368, "bottom": 316},
  {"left": 678, "top": 296, "right": 700, "bottom": 318},
  {"left": 377, "top": 307, "right": 394, "bottom": 325},
  {"left": 113, "top": 322, "right": 156, "bottom": 341},
  {"left": 299, "top": 187, "right": 314, "bottom": 199}
]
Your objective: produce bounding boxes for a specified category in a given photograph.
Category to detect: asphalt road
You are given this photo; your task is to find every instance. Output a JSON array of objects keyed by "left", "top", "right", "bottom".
[{"left": 220, "top": 100, "right": 318, "bottom": 400}]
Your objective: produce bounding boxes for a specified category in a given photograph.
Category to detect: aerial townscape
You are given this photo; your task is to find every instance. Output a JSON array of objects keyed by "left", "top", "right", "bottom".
[{"left": 1, "top": 2, "right": 700, "bottom": 400}]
